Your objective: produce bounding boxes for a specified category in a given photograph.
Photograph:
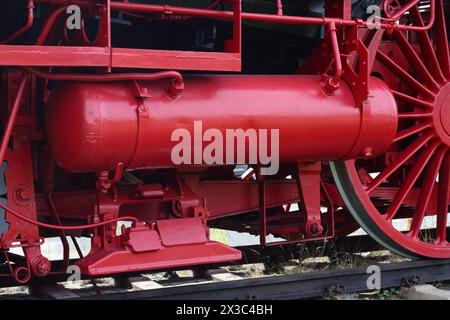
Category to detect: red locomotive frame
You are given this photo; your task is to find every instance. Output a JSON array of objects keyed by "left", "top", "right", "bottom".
[{"left": 0, "top": 0, "right": 448, "bottom": 283}]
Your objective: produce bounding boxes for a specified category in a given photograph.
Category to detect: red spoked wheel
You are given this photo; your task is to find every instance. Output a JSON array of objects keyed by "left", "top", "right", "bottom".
[{"left": 331, "top": 0, "right": 450, "bottom": 258}]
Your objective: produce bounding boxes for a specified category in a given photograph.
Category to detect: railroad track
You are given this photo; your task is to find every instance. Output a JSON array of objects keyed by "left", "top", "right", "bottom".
[{"left": 2, "top": 257, "right": 450, "bottom": 300}]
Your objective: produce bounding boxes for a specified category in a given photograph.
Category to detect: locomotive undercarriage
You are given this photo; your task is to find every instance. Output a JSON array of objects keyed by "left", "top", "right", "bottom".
[{"left": 0, "top": 0, "right": 448, "bottom": 283}]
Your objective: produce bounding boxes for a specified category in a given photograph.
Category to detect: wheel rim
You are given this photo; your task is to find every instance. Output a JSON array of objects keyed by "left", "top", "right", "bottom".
[{"left": 331, "top": 0, "right": 450, "bottom": 258}]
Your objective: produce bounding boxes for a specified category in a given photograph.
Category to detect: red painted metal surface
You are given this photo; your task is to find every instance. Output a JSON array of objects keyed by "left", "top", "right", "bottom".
[
  {"left": 45, "top": 76, "right": 397, "bottom": 172},
  {"left": 0, "top": 0, "right": 447, "bottom": 282},
  {"left": 77, "top": 241, "right": 242, "bottom": 276},
  {"left": 77, "top": 217, "right": 242, "bottom": 276}
]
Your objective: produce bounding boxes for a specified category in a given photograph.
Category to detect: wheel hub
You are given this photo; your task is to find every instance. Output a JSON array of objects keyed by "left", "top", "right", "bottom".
[{"left": 434, "top": 84, "right": 450, "bottom": 144}]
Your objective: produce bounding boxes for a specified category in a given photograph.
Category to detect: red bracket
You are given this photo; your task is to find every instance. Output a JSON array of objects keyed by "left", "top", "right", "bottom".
[
  {"left": 297, "top": 162, "right": 324, "bottom": 238},
  {"left": 258, "top": 162, "right": 332, "bottom": 246}
]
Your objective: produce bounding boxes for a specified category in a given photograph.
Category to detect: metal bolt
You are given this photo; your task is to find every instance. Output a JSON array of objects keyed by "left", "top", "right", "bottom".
[
  {"left": 16, "top": 188, "right": 30, "bottom": 202},
  {"left": 308, "top": 222, "right": 324, "bottom": 237}
]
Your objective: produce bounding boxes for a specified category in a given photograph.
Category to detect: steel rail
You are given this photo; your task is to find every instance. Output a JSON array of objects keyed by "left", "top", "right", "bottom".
[{"left": 62, "top": 259, "right": 450, "bottom": 300}]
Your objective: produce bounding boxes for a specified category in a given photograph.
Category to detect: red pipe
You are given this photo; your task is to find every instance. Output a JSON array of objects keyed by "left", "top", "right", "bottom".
[
  {"left": 25, "top": 67, "right": 184, "bottom": 86},
  {"left": 390, "top": 0, "right": 421, "bottom": 20},
  {"left": 26, "top": 67, "right": 185, "bottom": 98},
  {"left": 33, "top": 0, "right": 436, "bottom": 32},
  {"left": 109, "top": 0, "right": 437, "bottom": 32},
  {"left": 395, "top": 0, "right": 436, "bottom": 32},
  {"left": 36, "top": 6, "right": 67, "bottom": 45},
  {"left": 323, "top": 21, "right": 342, "bottom": 95},
  {"left": 110, "top": 2, "right": 352, "bottom": 26},
  {"left": 47, "top": 194, "right": 70, "bottom": 270},
  {"left": 0, "top": 199, "right": 139, "bottom": 230},
  {"left": 35, "top": 0, "right": 358, "bottom": 26},
  {"left": 1, "top": 0, "right": 35, "bottom": 44}
]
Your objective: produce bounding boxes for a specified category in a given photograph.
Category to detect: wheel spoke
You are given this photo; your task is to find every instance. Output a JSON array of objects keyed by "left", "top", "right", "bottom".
[
  {"left": 408, "top": 147, "right": 447, "bottom": 239},
  {"left": 377, "top": 50, "right": 436, "bottom": 97},
  {"left": 409, "top": 5, "right": 447, "bottom": 84},
  {"left": 392, "top": 90, "right": 434, "bottom": 109},
  {"left": 393, "top": 121, "right": 433, "bottom": 143},
  {"left": 385, "top": 140, "right": 441, "bottom": 221},
  {"left": 332, "top": 1, "right": 450, "bottom": 258},
  {"left": 366, "top": 132, "right": 434, "bottom": 193},
  {"left": 435, "top": 0, "right": 450, "bottom": 79},
  {"left": 436, "top": 151, "right": 450, "bottom": 243},
  {"left": 391, "top": 29, "right": 440, "bottom": 90},
  {"left": 398, "top": 112, "right": 433, "bottom": 119}
]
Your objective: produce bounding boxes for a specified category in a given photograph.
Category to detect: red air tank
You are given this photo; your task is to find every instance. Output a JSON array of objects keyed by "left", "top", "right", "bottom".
[{"left": 45, "top": 75, "right": 398, "bottom": 172}]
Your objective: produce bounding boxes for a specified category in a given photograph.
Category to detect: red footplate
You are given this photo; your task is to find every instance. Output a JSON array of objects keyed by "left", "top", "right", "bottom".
[{"left": 76, "top": 218, "right": 242, "bottom": 276}]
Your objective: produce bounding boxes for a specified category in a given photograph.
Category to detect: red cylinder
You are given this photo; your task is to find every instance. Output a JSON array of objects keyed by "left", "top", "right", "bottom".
[{"left": 45, "top": 75, "right": 397, "bottom": 172}]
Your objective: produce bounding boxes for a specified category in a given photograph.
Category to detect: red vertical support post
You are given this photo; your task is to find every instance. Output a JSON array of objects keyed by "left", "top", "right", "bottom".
[
  {"left": 257, "top": 167, "right": 267, "bottom": 246},
  {"left": 276, "top": 0, "right": 284, "bottom": 16},
  {"left": 0, "top": 71, "right": 51, "bottom": 277},
  {"left": 92, "top": 0, "right": 112, "bottom": 72},
  {"left": 297, "top": 163, "right": 324, "bottom": 238},
  {"left": 224, "top": 0, "right": 242, "bottom": 59},
  {"left": 105, "top": 0, "right": 112, "bottom": 71}
]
